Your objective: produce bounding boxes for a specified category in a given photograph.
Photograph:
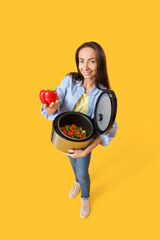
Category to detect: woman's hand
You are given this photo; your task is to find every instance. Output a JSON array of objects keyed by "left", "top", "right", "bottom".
[
  {"left": 43, "top": 96, "right": 60, "bottom": 115},
  {"left": 63, "top": 136, "right": 103, "bottom": 159},
  {"left": 63, "top": 149, "right": 89, "bottom": 158}
]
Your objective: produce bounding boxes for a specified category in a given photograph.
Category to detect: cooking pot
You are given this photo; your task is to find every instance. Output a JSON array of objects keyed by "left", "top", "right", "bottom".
[{"left": 51, "top": 89, "right": 117, "bottom": 153}]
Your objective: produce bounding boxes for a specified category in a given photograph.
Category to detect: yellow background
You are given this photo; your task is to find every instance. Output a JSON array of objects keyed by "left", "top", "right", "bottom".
[{"left": 0, "top": 0, "right": 160, "bottom": 239}]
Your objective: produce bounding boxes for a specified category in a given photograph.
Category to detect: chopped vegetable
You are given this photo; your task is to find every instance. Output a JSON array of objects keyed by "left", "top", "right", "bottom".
[{"left": 60, "top": 124, "right": 87, "bottom": 139}]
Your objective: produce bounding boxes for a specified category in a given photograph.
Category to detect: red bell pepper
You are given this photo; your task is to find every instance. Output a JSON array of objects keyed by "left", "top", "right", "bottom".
[{"left": 39, "top": 89, "right": 57, "bottom": 105}]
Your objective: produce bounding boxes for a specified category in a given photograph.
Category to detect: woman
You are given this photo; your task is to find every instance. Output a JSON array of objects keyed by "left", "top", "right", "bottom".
[{"left": 41, "top": 41, "right": 118, "bottom": 219}]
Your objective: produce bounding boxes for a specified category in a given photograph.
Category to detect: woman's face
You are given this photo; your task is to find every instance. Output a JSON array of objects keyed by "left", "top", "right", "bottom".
[{"left": 78, "top": 47, "right": 98, "bottom": 82}]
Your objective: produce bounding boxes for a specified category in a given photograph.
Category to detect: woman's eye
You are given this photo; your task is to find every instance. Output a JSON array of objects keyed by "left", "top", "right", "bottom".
[{"left": 79, "top": 60, "right": 95, "bottom": 63}]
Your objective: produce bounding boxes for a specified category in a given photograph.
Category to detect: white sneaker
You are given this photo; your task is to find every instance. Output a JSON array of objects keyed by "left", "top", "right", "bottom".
[
  {"left": 80, "top": 198, "right": 89, "bottom": 219},
  {"left": 68, "top": 182, "right": 81, "bottom": 198}
]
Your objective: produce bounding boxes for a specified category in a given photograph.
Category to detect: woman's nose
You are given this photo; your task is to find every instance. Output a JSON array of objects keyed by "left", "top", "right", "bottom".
[{"left": 83, "top": 62, "right": 89, "bottom": 70}]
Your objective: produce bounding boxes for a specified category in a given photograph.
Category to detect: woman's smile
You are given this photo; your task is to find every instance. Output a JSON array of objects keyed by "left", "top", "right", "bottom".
[{"left": 83, "top": 71, "right": 92, "bottom": 75}]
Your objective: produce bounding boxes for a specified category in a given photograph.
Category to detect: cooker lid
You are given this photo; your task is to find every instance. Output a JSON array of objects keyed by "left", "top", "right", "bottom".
[{"left": 94, "top": 89, "right": 117, "bottom": 134}]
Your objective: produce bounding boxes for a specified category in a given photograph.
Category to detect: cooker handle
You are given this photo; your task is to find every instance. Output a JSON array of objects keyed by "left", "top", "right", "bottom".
[
  {"left": 51, "top": 121, "right": 56, "bottom": 142},
  {"left": 97, "top": 114, "right": 103, "bottom": 121}
]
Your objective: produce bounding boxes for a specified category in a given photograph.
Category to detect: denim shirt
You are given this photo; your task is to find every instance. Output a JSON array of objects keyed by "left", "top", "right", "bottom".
[{"left": 41, "top": 74, "right": 118, "bottom": 146}]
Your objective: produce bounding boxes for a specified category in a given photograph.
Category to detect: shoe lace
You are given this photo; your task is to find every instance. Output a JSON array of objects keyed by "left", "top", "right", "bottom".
[
  {"left": 73, "top": 183, "right": 80, "bottom": 191},
  {"left": 81, "top": 199, "right": 89, "bottom": 210}
]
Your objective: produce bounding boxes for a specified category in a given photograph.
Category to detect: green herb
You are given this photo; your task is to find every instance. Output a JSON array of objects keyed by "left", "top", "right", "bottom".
[
  {"left": 65, "top": 126, "right": 69, "bottom": 132},
  {"left": 73, "top": 135, "right": 81, "bottom": 139}
]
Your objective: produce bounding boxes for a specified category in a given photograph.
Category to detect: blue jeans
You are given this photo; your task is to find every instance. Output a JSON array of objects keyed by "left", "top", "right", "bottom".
[{"left": 68, "top": 152, "right": 91, "bottom": 199}]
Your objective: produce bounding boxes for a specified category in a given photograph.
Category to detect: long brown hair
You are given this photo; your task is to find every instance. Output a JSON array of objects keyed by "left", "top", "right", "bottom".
[{"left": 68, "top": 41, "right": 111, "bottom": 90}]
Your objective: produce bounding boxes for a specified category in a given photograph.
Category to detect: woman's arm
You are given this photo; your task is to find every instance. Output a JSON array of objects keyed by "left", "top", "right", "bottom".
[
  {"left": 63, "top": 136, "right": 102, "bottom": 158},
  {"left": 99, "top": 121, "right": 118, "bottom": 146},
  {"left": 83, "top": 136, "right": 102, "bottom": 155}
]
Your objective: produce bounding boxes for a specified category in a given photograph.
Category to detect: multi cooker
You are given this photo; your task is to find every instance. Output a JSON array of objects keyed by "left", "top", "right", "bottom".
[{"left": 51, "top": 89, "right": 117, "bottom": 153}]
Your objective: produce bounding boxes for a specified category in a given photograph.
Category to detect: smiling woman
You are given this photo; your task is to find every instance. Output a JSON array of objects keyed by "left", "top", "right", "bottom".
[{"left": 40, "top": 41, "right": 118, "bottom": 219}]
